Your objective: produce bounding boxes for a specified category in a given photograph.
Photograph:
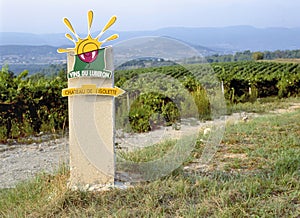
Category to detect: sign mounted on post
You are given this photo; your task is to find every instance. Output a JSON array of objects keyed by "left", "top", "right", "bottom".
[
  {"left": 62, "top": 84, "right": 125, "bottom": 97},
  {"left": 58, "top": 10, "right": 123, "bottom": 190},
  {"left": 58, "top": 11, "right": 118, "bottom": 80},
  {"left": 66, "top": 47, "right": 113, "bottom": 79}
]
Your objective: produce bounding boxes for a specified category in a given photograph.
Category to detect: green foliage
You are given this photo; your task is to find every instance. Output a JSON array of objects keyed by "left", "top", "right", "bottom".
[
  {"left": 2, "top": 60, "right": 300, "bottom": 138},
  {"left": 128, "top": 93, "right": 180, "bottom": 132},
  {"left": 118, "top": 139, "right": 176, "bottom": 162},
  {"left": 205, "top": 49, "right": 300, "bottom": 63},
  {"left": 273, "top": 151, "right": 300, "bottom": 176},
  {"left": 212, "top": 61, "right": 300, "bottom": 102},
  {"left": 117, "top": 61, "right": 300, "bottom": 106},
  {"left": 115, "top": 61, "right": 300, "bottom": 132},
  {"left": 252, "top": 51, "right": 264, "bottom": 60},
  {"left": 0, "top": 67, "right": 68, "bottom": 140},
  {"left": 115, "top": 68, "right": 211, "bottom": 133}
]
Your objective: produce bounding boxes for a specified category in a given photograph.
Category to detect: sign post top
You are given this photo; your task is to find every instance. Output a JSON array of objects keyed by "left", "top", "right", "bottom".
[{"left": 57, "top": 10, "right": 119, "bottom": 56}]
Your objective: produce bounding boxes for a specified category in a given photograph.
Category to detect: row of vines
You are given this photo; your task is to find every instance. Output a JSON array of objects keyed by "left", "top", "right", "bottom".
[
  {"left": 212, "top": 61, "right": 300, "bottom": 102},
  {"left": 115, "top": 61, "right": 300, "bottom": 105},
  {"left": 0, "top": 67, "right": 67, "bottom": 140},
  {"left": 1, "top": 61, "right": 300, "bottom": 138}
]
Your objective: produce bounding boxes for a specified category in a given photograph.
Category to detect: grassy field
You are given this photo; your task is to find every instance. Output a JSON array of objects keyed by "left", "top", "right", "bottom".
[
  {"left": 0, "top": 101, "right": 299, "bottom": 217},
  {"left": 259, "top": 58, "right": 300, "bottom": 64}
]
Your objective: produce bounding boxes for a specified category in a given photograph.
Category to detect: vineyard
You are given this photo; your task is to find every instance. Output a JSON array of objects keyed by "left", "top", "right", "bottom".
[
  {"left": 1, "top": 61, "right": 300, "bottom": 139},
  {"left": 0, "top": 67, "right": 68, "bottom": 140},
  {"left": 212, "top": 61, "right": 300, "bottom": 101}
]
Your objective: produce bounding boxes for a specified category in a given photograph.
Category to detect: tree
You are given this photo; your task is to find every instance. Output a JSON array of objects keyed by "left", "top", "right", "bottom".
[{"left": 253, "top": 52, "right": 264, "bottom": 61}]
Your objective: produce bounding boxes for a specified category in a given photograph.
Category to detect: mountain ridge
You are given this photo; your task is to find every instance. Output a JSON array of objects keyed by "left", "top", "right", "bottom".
[{"left": 1, "top": 26, "right": 300, "bottom": 52}]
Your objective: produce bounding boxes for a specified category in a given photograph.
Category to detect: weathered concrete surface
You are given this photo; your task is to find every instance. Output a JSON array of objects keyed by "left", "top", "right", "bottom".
[{"left": 67, "top": 47, "right": 115, "bottom": 187}]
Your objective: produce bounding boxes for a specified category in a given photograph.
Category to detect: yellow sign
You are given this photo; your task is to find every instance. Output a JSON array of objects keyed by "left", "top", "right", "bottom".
[
  {"left": 57, "top": 10, "right": 118, "bottom": 55},
  {"left": 62, "top": 84, "right": 125, "bottom": 97}
]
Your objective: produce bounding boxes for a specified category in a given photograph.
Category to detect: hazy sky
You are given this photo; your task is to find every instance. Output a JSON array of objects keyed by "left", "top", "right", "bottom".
[{"left": 1, "top": 0, "right": 299, "bottom": 34}]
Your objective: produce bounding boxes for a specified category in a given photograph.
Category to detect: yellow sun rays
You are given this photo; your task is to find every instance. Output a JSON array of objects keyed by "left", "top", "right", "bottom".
[{"left": 57, "top": 10, "right": 119, "bottom": 55}]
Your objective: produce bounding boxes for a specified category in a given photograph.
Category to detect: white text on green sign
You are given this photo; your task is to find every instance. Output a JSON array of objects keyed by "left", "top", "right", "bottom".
[{"left": 68, "top": 70, "right": 112, "bottom": 79}]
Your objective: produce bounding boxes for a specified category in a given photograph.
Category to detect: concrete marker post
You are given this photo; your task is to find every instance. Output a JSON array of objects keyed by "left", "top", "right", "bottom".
[{"left": 58, "top": 11, "right": 123, "bottom": 190}]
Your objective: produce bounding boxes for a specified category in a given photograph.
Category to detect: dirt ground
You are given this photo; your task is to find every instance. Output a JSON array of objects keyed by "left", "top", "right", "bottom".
[{"left": 1, "top": 103, "right": 300, "bottom": 188}]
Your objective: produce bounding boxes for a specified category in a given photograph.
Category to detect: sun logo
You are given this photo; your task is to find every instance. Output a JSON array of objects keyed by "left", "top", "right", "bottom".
[{"left": 57, "top": 10, "right": 118, "bottom": 63}]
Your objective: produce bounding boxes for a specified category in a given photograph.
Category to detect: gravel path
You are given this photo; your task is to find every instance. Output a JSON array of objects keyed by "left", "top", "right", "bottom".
[
  {"left": 1, "top": 103, "right": 299, "bottom": 189},
  {"left": 0, "top": 113, "right": 247, "bottom": 189},
  {"left": 0, "top": 137, "right": 69, "bottom": 189}
]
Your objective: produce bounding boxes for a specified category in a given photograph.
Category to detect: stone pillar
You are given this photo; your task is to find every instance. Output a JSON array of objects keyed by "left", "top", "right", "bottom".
[{"left": 67, "top": 47, "right": 115, "bottom": 188}]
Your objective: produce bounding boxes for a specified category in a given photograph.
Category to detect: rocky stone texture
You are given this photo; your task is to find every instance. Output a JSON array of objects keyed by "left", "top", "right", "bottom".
[{"left": 0, "top": 137, "right": 69, "bottom": 189}]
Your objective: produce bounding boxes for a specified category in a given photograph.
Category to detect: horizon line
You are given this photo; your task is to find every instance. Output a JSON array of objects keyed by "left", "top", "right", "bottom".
[{"left": 1, "top": 25, "right": 300, "bottom": 35}]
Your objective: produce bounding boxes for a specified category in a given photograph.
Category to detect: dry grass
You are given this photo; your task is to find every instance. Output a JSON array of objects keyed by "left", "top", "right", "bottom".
[
  {"left": 259, "top": 58, "right": 300, "bottom": 64},
  {"left": 0, "top": 105, "right": 300, "bottom": 217}
]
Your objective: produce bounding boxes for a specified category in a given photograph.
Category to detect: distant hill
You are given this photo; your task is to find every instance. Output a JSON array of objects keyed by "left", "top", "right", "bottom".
[
  {"left": 1, "top": 26, "right": 300, "bottom": 52},
  {"left": 2, "top": 25, "right": 300, "bottom": 74},
  {"left": 0, "top": 45, "right": 65, "bottom": 65},
  {"left": 0, "top": 45, "right": 66, "bottom": 74}
]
